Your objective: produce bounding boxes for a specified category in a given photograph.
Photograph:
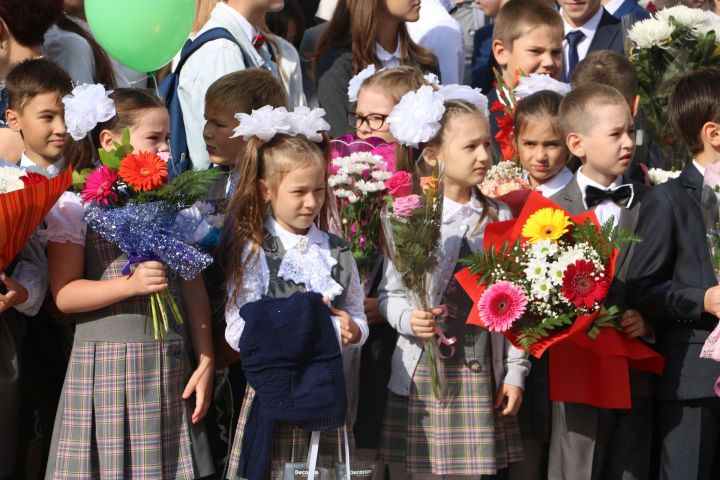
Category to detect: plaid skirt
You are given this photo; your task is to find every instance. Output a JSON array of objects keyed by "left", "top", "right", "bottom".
[
  {"left": 45, "top": 340, "right": 214, "bottom": 480},
  {"left": 378, "top": 351, "right": 524, "bottom": 476},
  {"left": 226, "top": 386, "right": 355, "bottom": 480}
]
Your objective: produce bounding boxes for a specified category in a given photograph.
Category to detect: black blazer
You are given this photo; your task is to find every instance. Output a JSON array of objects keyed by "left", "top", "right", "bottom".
[
  {"left": 627, "top": 163, "right": 720, "bottom": 400},
  {"left": 550, "top": 174, "right": 648, "bottom": 309},
  {"left": 562, "top": 8, "right": 624, "bottom": 81}
]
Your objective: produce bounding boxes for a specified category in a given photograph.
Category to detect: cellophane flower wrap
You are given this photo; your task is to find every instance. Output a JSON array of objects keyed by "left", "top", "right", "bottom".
[
  {"left": 380, "top": 164, "right": 447, "bottom": 398},
  {"left": 455, "top": 192, "right": 664, "bottom": 408},
  {"left": 700, "top": 163, "right": 720, "bottom": 394},
  {"left": 329, "top": 150, "right": 392, "bottom": 291},
  {"left": 0, "top": 163, "right": 72, "bottom": 271},
  {"left": 628, "top": 5, "right": 720, "bottom": 168},
  {"left": 78, "top": 129, "right": 220, "bottom": 340}
]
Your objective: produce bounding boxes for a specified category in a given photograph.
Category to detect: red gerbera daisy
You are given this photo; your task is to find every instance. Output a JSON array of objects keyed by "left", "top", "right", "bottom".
[
  {"left": 561, "top": 259, "right": 609, "bottom": 309},
  {"left": 119, "top": 151, "right": 168, "bottom": 192}
]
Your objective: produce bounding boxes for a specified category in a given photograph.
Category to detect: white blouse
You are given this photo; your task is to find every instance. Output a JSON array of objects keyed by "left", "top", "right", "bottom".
[
  {"left": 225, "top": 216, "right": 369, "bottom": 352},
  {"left": 38, "top": 191, "right": 87, "bottom": 246}
]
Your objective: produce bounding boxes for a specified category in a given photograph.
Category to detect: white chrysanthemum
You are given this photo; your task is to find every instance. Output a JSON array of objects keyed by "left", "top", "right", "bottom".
[
  {"left": 531, "top": 278, "right": 553, "bottom": 301},
  {"left": 371, "top": 170, "right": 392, "bottom": 181},
  {"left": 424, "top": 72, "right": 440, "bottom": 86},
  {"left": 347, "top": 64, "right": 377, "bottom": 102},
  {"left": 233, "top": 105, "right": 291, "bottom": 141},
  {"left": 0, "top": 166, "right": 25, "bottom": 193},
  {"left": 350, "top": 152, "right": 382, "bottom": 165},
  {"left": 328, "top": 173, "right": 351, "bottom": 187},
  {"left": 335, "top": 188, "right": 352, "bottom": 198},
  {"left": 347, "top": 192, "right": 360, "bottom": 203},
  {"left": 657, "top": 5, "right": 708, "bottom": 30},
  {"left": 530, "top": 238, "right": 559, "bottom": 259},
  {"left": 628, "top": 18, "right": 675, "bottom": 49},
  {"left": 514, "top": 74, "right": 572, "bottom": 100},
  {"left": 388, "top": 85, "right": 446, "bottom": 147},
  {"left": 438, "top": 84, "right": 489, "bottom": 116},
  {"left": 547, "top": 261, "right": 568, "bottom": 286},
  {"left": 356, "top": 179, "right": 385, "bottom": 193},
  {"left": 344, "top": 162, "right": 371, "bottom": 175},
  {"left": 647, "top": 168, "right": 681, "bottom": 185},
  {"left": 525, "top": 257, "right": 549, "bottom": 280},
  {"left": 63, "top": 83, "right": 116, "bottom": 141}
]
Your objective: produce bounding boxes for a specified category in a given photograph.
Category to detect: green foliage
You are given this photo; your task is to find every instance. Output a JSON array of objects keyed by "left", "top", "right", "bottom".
[
  {"left": 571, "top": 219, "right": 641, "bottom": 264},
  {"left": 98, "top": 128, "right": 134, "bottom": 169},
  {"left": 71, "top": 168, "right": 94, "bottom": 193},
  {"left": 586, "top": 305, "right": 621, "bottom": 339},
  {"left": 132, "top": 168, "right": 221, "bottom": 207},
  {"left": 460, "top": 239, "right": 525, "bottom": 285},
  {"left": 516, "top": 312, "right": 575, "bottom": 349}
]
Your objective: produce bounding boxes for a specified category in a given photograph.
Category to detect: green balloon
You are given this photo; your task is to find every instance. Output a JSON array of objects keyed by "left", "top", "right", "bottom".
[{"left": 86, "top": 0, "right": 195, "bottom": 72}]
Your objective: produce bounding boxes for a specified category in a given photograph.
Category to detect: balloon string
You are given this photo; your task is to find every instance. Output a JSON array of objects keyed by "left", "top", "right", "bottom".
[{"left": 149, "top": 72, "right": 160, "bottom": 98}]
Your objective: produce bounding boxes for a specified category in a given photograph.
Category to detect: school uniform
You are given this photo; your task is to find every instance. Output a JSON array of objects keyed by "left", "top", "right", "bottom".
[
  {"left": 224, "top": 217, "right": 369, "bottom": 479},
  {"left": 378, "top": 195, "right": 529, "bottom": 477},
  {"left": 471, "top": 23, "right": 497, "bottom": 94},
  {"left": 548, "top": 169, "right": 653, "bottom": 480},
  {"left": 561, "top": 8, "right": 624, "bottom": 81},
  {"left": 627, "top": 161, "right": 720, "bottom": 480},
  {"left": 43, "top": 193, "right": 213, "bottom": 480}
]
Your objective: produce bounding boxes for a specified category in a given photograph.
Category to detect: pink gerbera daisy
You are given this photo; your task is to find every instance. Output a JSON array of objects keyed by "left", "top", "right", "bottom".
[
  {"left": 81, "top": 165, "right": 119, "bottom": 205},
  {"left": 478, "top": 280, "right": 528, "bottom": 332}
]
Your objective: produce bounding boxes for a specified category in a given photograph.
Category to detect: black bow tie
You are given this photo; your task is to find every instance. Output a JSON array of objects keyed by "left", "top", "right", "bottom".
[{"left": 585, "top": 184, "right": 634, "bottom": 208}]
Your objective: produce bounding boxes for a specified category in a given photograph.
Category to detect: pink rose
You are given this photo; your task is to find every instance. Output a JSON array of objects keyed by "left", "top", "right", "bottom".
[
  {"left": 384, "top": 171, "right": 413, "bottom": 197},
  {"left": 392, "top": 194, "right": 422, "bottom": 217}
]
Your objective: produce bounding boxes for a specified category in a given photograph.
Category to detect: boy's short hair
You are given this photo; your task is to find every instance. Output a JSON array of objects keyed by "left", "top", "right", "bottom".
[
  {"left": 6, "top": 58, "right": 73, "bottom": 110},
  {"left": 558, "top": 83, "right": 628, "bottom": 138},
  {"left": 572, "top": 51, "right": 638, "bottom": 103},
  {"left": 205, "top": 69, "right": 288, "bottom": 116},
  {"left": 668, "top": 67, "right": 720, "bottom": 154},
  {"left": 0, "top": 0, "right": 63, "bottom": 47},
  {"left": 492, "top": 0, "right": 563, "bottom": 48}
]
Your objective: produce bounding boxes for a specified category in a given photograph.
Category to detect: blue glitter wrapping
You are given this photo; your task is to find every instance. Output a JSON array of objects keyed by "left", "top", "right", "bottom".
[{"left": 84, "top": 201, "right": 214, "bottom": 280}]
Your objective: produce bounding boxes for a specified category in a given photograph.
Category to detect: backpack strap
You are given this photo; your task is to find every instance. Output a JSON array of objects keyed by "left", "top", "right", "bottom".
[{"left": 174, "top": 27, "right": 253, "bottom": 74}]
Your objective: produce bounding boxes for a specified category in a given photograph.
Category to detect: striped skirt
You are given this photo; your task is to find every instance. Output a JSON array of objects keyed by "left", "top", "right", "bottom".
[
  {"left": 378, "top": 352, "right": 524, "bottom": 476},
  {"left": 45, "top": 340, "right": 214, "bottom": 480},
  {"left": 226, "top": 386, "right": 355, "bottom": 480}
]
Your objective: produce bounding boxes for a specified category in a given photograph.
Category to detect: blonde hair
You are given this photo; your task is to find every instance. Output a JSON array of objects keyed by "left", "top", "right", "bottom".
[
  {"left": 191, "top": 0, "right": 218, "bottom": 34},
  {"left": 223, "top": 134, "right": 333, "bottom": 303}
]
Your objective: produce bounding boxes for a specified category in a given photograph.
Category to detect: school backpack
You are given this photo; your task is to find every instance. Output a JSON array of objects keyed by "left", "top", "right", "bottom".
[{"left": 159, "top": 27, "right": 252, "bottom": 178}]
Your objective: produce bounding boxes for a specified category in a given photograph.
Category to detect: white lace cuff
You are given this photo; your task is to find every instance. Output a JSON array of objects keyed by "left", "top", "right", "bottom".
[{"left": 39, "top": 191, "right": 87, "bottom": 245}]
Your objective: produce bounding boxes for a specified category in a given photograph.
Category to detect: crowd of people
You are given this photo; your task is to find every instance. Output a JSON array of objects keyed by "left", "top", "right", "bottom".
[{"left": 1, "top": 0, "right": 720, "bottom": 479}]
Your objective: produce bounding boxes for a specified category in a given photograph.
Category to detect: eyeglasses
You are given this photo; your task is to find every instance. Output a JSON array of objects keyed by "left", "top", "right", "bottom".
[{"left": 347, "top": 112, "right": 390, "bottom": 131}]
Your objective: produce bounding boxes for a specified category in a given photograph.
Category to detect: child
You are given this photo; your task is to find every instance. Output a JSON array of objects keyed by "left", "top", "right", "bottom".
[
  {"left": 1, "top": 58, "right": 72, "bottom": 478},
  {"left": 222, "top": 108, "right": 369, "bottom": 479},
  {"left": 548, "top": 83, "right": 653, "bottom": 480},
  {"left": 627, "top": 68, "right": 720, "bottom": 480},
  {"left": 514, "top": 90, "right": 572, "bottom": 197},
  {"left": 378, "top": 98, "right": 529, "bottom": 478},
  {"left": 489, "top": 0, "right": 564, "bottom": 158},
  {"left": 203, "top": 68, "right": 288, "bottom": 195},
  {"left": 43, "top": 88, "right": 215, "bottom": 479},
  {"left": 352, "top": 66, "right": 428, "bottom": 173}
]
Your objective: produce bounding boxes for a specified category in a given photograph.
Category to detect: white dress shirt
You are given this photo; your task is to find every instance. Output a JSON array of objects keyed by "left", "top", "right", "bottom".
[
  {"left": 406, "top": 0, "right": 464, "bottom": 84},
  {"left": 603, "top": 0, "right": 626, "bottom": 16},
  {"left": 694, "top": 159, "right": 705, "bottom": 177},
  {"left": 178, "top": 2, "right": 305, "bottom": 171},
  {"left": 19, "top": 152, "right": 65, "bottom": 176},
  {"left": 562, "top": 7, "right": 604, "bottom": 78},
  {"left": 527, "top": 167, "right": 574, "bottom": 198},
  {"left": 375, "top": 38, "right": 402, "bottom": 68},
  {"left": 576, "top": 166, "right": 630, "bottom": 227}
]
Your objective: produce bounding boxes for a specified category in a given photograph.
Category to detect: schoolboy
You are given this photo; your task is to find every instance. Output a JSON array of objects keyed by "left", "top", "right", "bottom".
[
  {"left": 572, "top": 50, "right": 650, "bottom": 179},
  {"left": 489, "top": 0, "right": 564, "bottom": 158},
  {"left": 548, "top": 83, "right": 654, "bottom": 480},
  {"left": 627, "top": 67, "right": 720, "bottom": 480}
]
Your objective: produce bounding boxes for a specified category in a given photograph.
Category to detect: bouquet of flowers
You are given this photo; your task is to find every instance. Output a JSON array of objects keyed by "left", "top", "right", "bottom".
[
  {"left": 700, "top": 163, "right": 720, "bottom": 395},
  {"left": 628, "top": 5, "right": 720, "bottom": 168},
  {"left": 646, "top": 167, "right": 681, "bottom": 185},
  {"left": 380, "top": 165, "right": 448, "bottom": 398},
  {"left": 329, "top": 151, "right": 391, "bottom": 290},
  {"left": 455, "top": 192, "right": 664, "bottom": 408},
  {"left": 480, "top": 161, "right": 531, "bottom": 197},
  {"left": 0, "top": 163, "right": 72, "bottom": 271},
  {"left": 78, "top": 130, "right": 219, "bottom": 340},
  {"left": 490, "top": 70, "right": 572, "bottom": 161}
]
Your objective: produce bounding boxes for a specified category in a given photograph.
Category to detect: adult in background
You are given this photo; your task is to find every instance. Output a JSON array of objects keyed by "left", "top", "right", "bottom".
[
  {"left": 0, "top": 0, "right": 62, "bottom": 164},
  {"left": 304, "top": 0, "right": 438, "bottom": 137}
]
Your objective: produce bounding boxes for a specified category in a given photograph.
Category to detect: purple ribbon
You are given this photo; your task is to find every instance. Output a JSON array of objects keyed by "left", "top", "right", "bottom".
[
  {"left": 435, "top": 304, "right": 457, "bottom": 359},
  {"left": 121, "top": 254, "right": 157, "bottom": 276}
]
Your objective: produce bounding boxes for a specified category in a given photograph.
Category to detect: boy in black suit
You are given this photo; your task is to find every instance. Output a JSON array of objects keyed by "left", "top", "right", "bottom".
[
  {"left": 548, "top": 83, "right": 654, "bottom": 480},
  {"left": 627, "top": 68, "right": 720, "bottom": 480}
]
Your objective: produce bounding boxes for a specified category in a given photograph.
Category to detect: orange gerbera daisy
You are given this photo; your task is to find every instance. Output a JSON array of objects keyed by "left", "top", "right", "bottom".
[{"left": 119, "top": 151, "right": 168, "bottom": 191}]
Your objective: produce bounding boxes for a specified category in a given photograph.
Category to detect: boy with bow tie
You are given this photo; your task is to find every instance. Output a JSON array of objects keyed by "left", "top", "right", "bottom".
[{"left": 548, "top": 83, "right": 654, "bottom": 480}]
